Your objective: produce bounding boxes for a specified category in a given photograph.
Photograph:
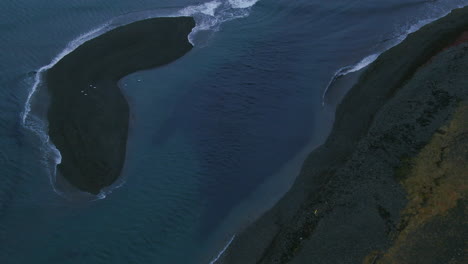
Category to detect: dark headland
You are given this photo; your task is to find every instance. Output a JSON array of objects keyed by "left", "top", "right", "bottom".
[
  {"left": 222, "top": 6, "right": 468, "bottom": 264},
  {"left": 46, "top": 17, "right": 195, "bottom": 195}
]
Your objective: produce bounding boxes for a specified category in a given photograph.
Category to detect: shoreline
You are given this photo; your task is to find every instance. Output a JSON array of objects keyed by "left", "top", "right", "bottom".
[
  {"left": 222, "top": 6, "right": 468, "bottom": 263},
  {"left": 45, "top": 17, "right": 195, "bottom": 194},
  {"left": 202, "top": 111, "right": 334, "bottom": 263}
]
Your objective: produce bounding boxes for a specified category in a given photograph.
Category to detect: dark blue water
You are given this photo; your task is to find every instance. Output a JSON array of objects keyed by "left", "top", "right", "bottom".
[{"left": 1, "top": 0, "right": 467, "bottom": 263}]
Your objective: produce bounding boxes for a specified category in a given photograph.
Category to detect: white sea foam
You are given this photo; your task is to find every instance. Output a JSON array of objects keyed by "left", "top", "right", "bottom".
[
  {"left": 21, "top": 0, "right": 260, "bottom": 199},
  {"left": 180, "top": 1, "right": 222, "bottom": 16},
  {"left": 209, "top": 235, "right": 236, "bottom": 264},
  {"left": 321, "top": 54, "right": 379, "bottom": 106},
  {"left": 229, "top": 0, "right": 258, "bottom": 9},
  {"left": 21, "top": 23, "right": 114, "bottom": 199},
  {"left": 178, "top": 0, "right": 259, "bottom": 44},
  {"left": 401, "top": 18, "right": 436, "bottom": 40},
  {"left": 322, "top": 3, "right": 468, "bottom": 106},
  {"left": 22, "top": 24, "right": 110, "bottom": 125}
]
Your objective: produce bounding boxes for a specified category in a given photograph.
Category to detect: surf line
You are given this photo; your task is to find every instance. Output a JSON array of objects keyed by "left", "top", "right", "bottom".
[
  {"left": 22, "top": 0, "right": 262, "bottom": 138},
  {"left": 209, "top": 235, "right": 236, "bottom": 264},
  {"left": 321, "top": 3, "right": 468, "bottom": 107},
  {"left": 22, "top": 0, "right": 261, "bottom": 125},
  {"left": 321, "top": 54, "right": 379, "bottom": 107},
  {"left": 21, "top": 0, "right": 260, "bottom": 199}
]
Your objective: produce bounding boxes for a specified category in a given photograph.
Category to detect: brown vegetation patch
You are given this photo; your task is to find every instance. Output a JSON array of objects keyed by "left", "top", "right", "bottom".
[{"left": 365, "top": 102, "right": 468, "bottom": 264}]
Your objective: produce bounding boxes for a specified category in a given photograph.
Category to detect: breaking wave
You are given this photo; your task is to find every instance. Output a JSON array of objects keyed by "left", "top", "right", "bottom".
[
  {"left": 21, "top": 0, "right": 260, "bottom": 200},
  {"left": 209, "top": 235, "right": 236, "bottom": 264},
  {"left": 322, "top": 2, "right": 468, "bottom": 106}
]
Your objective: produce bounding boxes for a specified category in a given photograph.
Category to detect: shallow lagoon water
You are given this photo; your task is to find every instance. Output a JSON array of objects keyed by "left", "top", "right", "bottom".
[{"left": 1, "top": 0, "right": 467, "bottom": 263}]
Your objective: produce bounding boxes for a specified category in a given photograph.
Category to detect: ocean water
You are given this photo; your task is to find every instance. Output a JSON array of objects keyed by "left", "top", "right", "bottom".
[{"left": 1, "top": 0, "right": 467, "bottom": 263}]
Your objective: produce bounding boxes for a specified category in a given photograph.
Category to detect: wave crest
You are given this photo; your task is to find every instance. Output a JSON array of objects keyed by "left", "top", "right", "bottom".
[
  {"left": 21, "top": 0, "right": 260, "bottom": 199},
  {"left": 322, "top": 2, "right": 468, "bottom": 106}
]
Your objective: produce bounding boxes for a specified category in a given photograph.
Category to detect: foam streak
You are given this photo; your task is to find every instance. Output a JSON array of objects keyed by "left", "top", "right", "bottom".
[
  {"left": 322, "top": 3, "right": 468, "bottom": 106},
  {"left": 21, "top": 0, "right": 260, "bottom": 199},
  {"left": 209, "top": 235, "right": 236, "bottom": 264}
]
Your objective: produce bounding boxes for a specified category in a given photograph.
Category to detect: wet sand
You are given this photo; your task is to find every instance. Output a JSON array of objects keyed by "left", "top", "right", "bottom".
[
  {"left": 46, "top": 17, "right": 195, "bottom": 194},
  {"left": 222, "top": 6, "right": 468, "bottom": 264}
]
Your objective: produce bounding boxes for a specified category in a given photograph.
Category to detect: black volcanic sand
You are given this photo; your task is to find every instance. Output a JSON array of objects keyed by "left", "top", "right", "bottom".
[
  {"left": 222, "top": 6, "right": 468, "bottom": 264},
  {"left": 46, "top": 17, "right": 195, "bottom": 195}
]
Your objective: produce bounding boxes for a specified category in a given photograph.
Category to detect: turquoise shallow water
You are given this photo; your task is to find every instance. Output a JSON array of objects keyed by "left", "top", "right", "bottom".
[{"left": 1, "top": 0, "right": 467, "bottom": 263}]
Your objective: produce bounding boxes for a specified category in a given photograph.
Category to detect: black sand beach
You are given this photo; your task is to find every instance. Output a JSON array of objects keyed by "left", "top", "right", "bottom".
[
  {"left": 222, "top": 6, "right": 468, "bottom": 264},
  {"left": 46, "top": 17, "right": 195, "bottom": 194}
]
